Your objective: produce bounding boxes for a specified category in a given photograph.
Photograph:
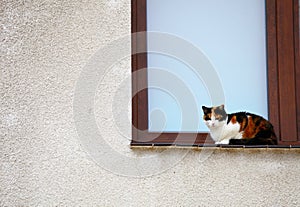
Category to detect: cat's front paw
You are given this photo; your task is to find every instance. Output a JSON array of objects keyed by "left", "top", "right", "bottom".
[{"left": 215, "top": 139, "right": 230, "bottom": 145}]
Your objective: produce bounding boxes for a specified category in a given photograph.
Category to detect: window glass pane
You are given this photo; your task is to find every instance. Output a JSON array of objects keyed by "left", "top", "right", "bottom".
[{"left": 147, "top": 0, "right": 268, "bottom": 132}]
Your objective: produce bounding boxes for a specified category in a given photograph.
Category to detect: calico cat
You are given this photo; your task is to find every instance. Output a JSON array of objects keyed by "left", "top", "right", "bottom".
[{"left": 202, "top": 105, "right": 277, "bottom": 145}]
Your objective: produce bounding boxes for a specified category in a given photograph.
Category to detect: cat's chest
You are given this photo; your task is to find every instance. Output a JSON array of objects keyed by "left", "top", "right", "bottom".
[
  {"left": 210, "top": 122, "right": 242, "bottom": 141},
  {"left": 222, "top": 122, "right": 242, "bottom": 137}
]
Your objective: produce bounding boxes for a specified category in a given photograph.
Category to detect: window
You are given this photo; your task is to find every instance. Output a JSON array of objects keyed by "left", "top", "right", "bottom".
[{"left": 131, "top": 0, "right": 300, "bottom": 146}]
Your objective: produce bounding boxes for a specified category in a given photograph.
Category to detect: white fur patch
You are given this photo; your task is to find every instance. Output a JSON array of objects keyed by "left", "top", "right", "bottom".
[
  {"left": 215, "top": 139, "right": 230, "bottom": 144},
  {"left": 205, "top": 116, "right": 242, "bottom": 143}
]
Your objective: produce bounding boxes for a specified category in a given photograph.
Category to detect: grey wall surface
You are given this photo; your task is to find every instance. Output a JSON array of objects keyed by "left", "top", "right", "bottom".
[{"left": 1, "top": 0, "right": 300, "bottom": 206}]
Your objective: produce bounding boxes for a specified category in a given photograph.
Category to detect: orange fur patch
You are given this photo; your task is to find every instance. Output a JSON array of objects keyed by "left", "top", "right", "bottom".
[
  {"left": 239, "top": 116, "right": 247, "bottom": 132},
  {"left": 242, "top": 117, "right": 255, "bottom": 138},
  {"left": 203, "top": 113, "right": 211, "bottom": 120},
  {"left": 242, "top": 116, "right": 269, "bottom": 138},
  {"left": 231, "top": 115, "right": 237, "bottom": 124}
]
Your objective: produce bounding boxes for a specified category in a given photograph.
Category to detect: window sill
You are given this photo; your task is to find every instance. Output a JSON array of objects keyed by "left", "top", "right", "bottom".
[{"left": 130, "top": 143, "right": 300, "bottom": 149}]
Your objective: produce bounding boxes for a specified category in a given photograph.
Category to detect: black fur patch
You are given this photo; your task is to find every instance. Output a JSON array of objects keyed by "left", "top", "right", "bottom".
[
  {"left": 227, "top": 112, "right": 247, "bottom": 125},
  {"left": 202, "top": 106, "right": 212, "bottom": 121},
  {"left": 229, "top": 138, "right": 277, "bottom": 145}
]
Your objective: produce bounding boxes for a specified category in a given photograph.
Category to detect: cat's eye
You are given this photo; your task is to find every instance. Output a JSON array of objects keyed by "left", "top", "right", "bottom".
[{"left": 215, "top": 115, "right": 222, "bottom": 120}]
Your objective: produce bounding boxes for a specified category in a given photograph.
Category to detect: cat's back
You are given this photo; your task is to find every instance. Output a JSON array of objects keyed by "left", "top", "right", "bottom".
[{"left": 227, "top": 111, "right": 275, "bottom": 138}]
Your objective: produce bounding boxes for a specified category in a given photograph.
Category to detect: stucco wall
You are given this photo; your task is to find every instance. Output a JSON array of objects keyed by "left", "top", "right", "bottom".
[{"left": 1, "top": 0, "right": 300, "bottom": 206}]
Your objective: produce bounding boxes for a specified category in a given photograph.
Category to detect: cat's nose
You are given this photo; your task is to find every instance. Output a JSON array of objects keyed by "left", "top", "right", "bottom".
[{"left": 211, "top": 123, "right": 215, "bottom": 127}]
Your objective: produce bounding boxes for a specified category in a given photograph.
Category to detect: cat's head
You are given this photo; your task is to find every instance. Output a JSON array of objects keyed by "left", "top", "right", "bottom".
[{"left": 202, "top": 105, "right": 227, "bottom": 128}]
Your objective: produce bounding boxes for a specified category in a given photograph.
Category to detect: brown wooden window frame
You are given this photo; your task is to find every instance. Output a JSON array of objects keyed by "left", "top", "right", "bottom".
[{"left": 131, "top": 0, "right": 300, "bottom": 146}]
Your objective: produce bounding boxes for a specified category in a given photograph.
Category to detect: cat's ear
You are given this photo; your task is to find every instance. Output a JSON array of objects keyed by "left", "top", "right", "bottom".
[
  {"left": 202, "top": 106, "right": 209, "bottom": 113},
  {"left": 219, "top": 104, "right": 225, "bottom": 110}
]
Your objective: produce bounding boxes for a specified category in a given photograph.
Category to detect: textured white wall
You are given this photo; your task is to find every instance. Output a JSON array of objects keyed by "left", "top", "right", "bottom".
[{"left": 1, "top": 0, "right": 300, "bottom": 206}]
